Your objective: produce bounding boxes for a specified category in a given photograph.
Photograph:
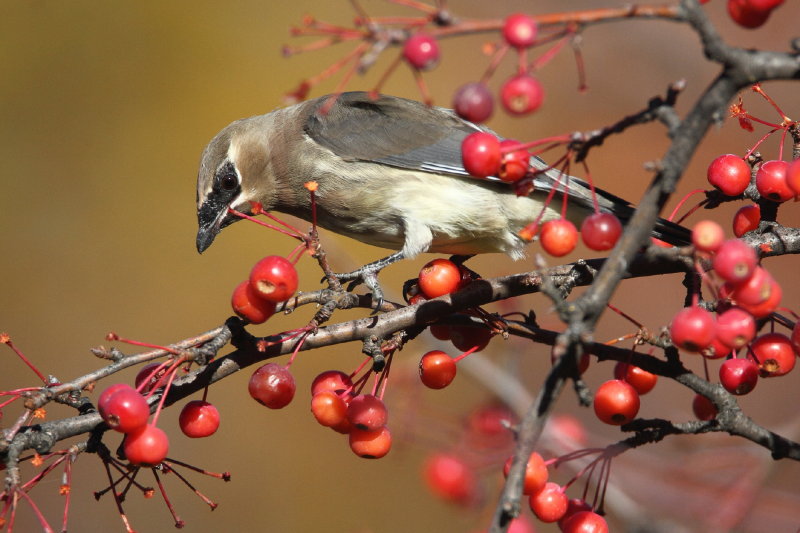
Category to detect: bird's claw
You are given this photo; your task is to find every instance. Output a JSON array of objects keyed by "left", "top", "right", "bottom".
[{"left": 330, "top": 266, "right": 385, "bottom": 314}]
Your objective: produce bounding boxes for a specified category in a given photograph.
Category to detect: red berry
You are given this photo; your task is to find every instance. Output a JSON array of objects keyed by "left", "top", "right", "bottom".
[
  {"left": 712, "top": 239, "right": 757, "bottom": 284},
  {"left": 692, "top": 394, "right": 717, "bottom": 421},
  {"left": 311, "top": 390, "right": 349, "bottom": 428},
  {"left": 507, "top": 517, "right": 537, "bottom": 533},
  {"left": 540, "top": 219, "right": 578, "bottom": 257},
  {"left": 732, "top": 204, "right": 760, "bottom": 237},
  {"left": 715, "top": 307, "right": 756, "bottom": 349},
  {"left": 134, "top": 362, "right": 167, "bottom": 394},
  {"left": 500, "top": 74, "right": 544, "bottom": 116},
  {"left": 593, "top": 379, "right": 640, "bottom": 425},
  {"left": 750, "top": 332, "right": 796, "bottom": 377},
  {"left": 453, "top": 82, "right": 494, "bottom": 123},
  {"left": 727, "top": 0, "right": 771, "bottom": 28},
  {"left": 581, "top": 212, "right": 623, "bottom": 251},
  {"left": 179, "top": 400, "right": 220, "bottom": 438},
  {"left": 231, "top": 280, "right": 277, "bottom": 324},
  {"left": 449, "top": 325, "right": 492, "bottom": 352},
  {"left": 423, "top": 453, "right": 477, "bottom": 505},
  {"left": 418, "top": 258, "right": 461, "bottom": 298},
  {"left": 502, "top": 13, "right": 538, "bottom": 48},
  {"left": 311, "top": 370, "right": 353, "bottom": 396},
  {"left": 249, "top": 255, "right": 298, "bottom": 303},
  {"left": 466, "top": 405, "right": 516, "bottom": 448},
  {"left": 558, "top": 499, "right": 593, "bottom": 530},
  {"left": 755, "top": 160, "right": 792, "bottom": 202},
  {"left": 719, "top": 358, "right": 759, "bottom": 395},
  {"left": 98, "top": 384, "right": 149, "bottom": 434},
  {"left": 419, "top": 350, "right": 457, "bottom": 389},
  {"left": 692, "top": 220, "right": 725, "bottom": 253},
  {"left": 562, "top": 510, "right": 609, "bottom": 533},
  {"left": 499, "top": 140, "right": 529, "bottom": 182},
  {"left": 123, "top": 425, "right": 169, "bottom": 466},
  {"left": 461, "top": 132, "right": 501, "bottom": 178},
  {"left": 707, "top": 154, "right": 750, "bottom": 196},
  {"left": 721, "top": 266, "right": 780, "bottom": 319},
  {"left": 402, "top": 33, "right": 439, "bottom": 70},
  {"left": 786, "top": 158, "right": 800, "bottom": 196},
  {"left": 529, "top": 482, "right": 567, "bottom": 522},
  {"left": 503, "top": 451, "right": 548, "bottom": 495},
  {"left": 701, "top": 336, "right": 733, "bottom": 360},
  {"left": 349, "top": 426, "right": 392, "bottom": 458},
  {"left": 546, "top": 414, "right": 588, "bottom": 448},
  {"left": 670, "top": 306, "right": 717, "bottom": 353},
  {"left": 613, "top": 363, "right": 657, "bottom": 395},
  {"left": 746, "top": 0, "right": 784, "bottom": 9},
  {"left": 248, "top": 363, "right": 296, "bottom": 409},
  {"left": 347, "top": 394, "right": 388, "bottom": 430}
]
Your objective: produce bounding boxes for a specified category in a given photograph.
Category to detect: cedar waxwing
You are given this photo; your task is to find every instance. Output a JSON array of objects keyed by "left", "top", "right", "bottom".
[{"left": 196, "top": 92, "right": 689, "bottom": 300}]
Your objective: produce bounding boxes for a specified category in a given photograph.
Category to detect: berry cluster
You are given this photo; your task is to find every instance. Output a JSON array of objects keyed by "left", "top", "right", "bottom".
[{"left": 231, "top": 255, "right": 299, "bottom": 324}]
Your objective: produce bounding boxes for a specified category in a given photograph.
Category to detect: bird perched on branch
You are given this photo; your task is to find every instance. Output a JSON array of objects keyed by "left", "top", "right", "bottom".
[{"left": 196, "top": 91, "right": 689, "bottom": 303}]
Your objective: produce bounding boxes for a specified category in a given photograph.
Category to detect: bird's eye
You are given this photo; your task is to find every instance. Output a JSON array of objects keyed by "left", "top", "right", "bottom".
[{"left": 220, "top": 173, "right": 238, "bottom": 191}]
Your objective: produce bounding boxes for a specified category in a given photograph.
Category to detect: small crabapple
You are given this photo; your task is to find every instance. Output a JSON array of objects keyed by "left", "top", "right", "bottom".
[
  {"left": 499, "top": 140, "right": 529, "bottom": 182},
  {"left": 562, "top": 511, "right": 609, "bottom": 533},
  {"left": 419, "top": 350, "right": 457, "bottom": 389},
  {"left": 755, "top": 160, "right": 792, "bottom": 202},
  {"left": 179, "top": 400, "right": 220, "bottom": 438},
  {"left": 418, "top": 258, "right": 461, "bottom": 298},
  {"left": 347, "top": 394, "right": 388, "bottom": 430},
  {"left": 402, "top": 33, "right": 439, "bottom": 70},
  {"left": 349, "top": 426, "right": 392, "bottom": 458},
  {"left": 593, "top": 379, "right": 640, "bottom": 425},
  {"left": 715, "top": 307, "right": 756, "bottom": 349},
  {"left": 750, "top": 332, "right": 796, "bottom": 377},
  {"left": 461, "top": 132, "right": 501, "bottom": 178},
  {"left": 613, "top": 362, "right": 657, "bottom": 395},
  {"left": 123, "top": 425, "right": 169, "bottom": 466},
  {"left": 249, "top": 255, "right": 298, "bottom": 303},
  {"left": 540, "top": 219, "right": 578, "bottom": 257},
  {"left": 727, "top": 0, "right": 772, "bottom": 28},
  {"left": 719, "top": 358, "right": 759, "bottom": 395},
  {"left": 692, "top": 394, "right": 717, "bottom": 421},
  {"left": 692, "top": 220, "right": 725, "bottom": 253},
  {"left": 98, "top": 384, "right": 149, "bottom": 434},
  {"left": 732, "top": 204, "right": 760, "bottom": 237},
  {"left": 500, "top": 74, "right": 544, "bottom": 116},
  {"left": 502, "top": 13, "right": 538, "bottom": 48},
  {"left": 231, "top": 280, "right": 277, "bottom": 324},
  {"left": 423, "top": 453, "right": 477, "bottom": 505},
  {"left": 248, "top": 363, "right": 296, "bottom": 409},
  {"left": 670, "top": 306, "right": 717, "bottom": 353},
  {"left": 311, "top": 391, "right": 349, "bottom": 428},
  {"left": 529, "top": 482, "right": 568, "bottom": 523},
  {"left": 712, "top": 239, "right": 757, "bottom": 284},
  {"left": 503, "top": 451, "right": 548, "bottom": 495},
  {"left": 581, "top": 212, "right": 622, "bottom": 251},
  {"left": 706, "top": 154, "right": 750, "bottom": 196},
  {"left": 453, "top": 82, "right": 494, "bottom": 123}
]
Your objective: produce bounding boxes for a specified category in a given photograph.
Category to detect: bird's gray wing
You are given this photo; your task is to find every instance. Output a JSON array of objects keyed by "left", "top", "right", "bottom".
[{"left": 302, "top": 91, "right": 485, "bottom": 177}]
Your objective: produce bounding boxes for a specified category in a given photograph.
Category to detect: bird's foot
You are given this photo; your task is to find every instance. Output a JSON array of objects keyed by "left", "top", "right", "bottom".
[{"left": 330, "top": 252, "right": 405, "bottom": 313}]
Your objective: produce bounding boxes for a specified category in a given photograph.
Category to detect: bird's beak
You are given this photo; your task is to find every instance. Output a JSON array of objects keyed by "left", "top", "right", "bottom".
[{"left": 196, "top": 197, "right": 231, "bottom": 253}]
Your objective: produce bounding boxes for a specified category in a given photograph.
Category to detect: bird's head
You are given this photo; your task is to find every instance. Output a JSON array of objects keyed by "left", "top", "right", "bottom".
[{"left": 195, "top": 114, "right": 281, "bottom": 253}]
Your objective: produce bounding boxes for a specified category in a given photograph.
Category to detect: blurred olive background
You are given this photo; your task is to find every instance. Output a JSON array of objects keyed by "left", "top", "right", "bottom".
[{"left": 1, "top": 1, "right": 799, "bottom": 532}]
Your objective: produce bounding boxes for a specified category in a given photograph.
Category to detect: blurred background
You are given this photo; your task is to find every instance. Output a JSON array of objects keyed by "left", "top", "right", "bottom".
[{"left": 1, "top": 1, "right": 799, "bottom": 531}]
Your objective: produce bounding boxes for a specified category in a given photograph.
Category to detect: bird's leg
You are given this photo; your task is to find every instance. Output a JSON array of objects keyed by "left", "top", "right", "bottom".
[{"left": 331, "top": 251, "right": 406, "bottom": 311}]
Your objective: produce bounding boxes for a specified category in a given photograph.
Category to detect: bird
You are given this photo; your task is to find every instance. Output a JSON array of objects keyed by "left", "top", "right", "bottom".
[{"left": 196, "top": 91, "right": 690, "bottom": 304}]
